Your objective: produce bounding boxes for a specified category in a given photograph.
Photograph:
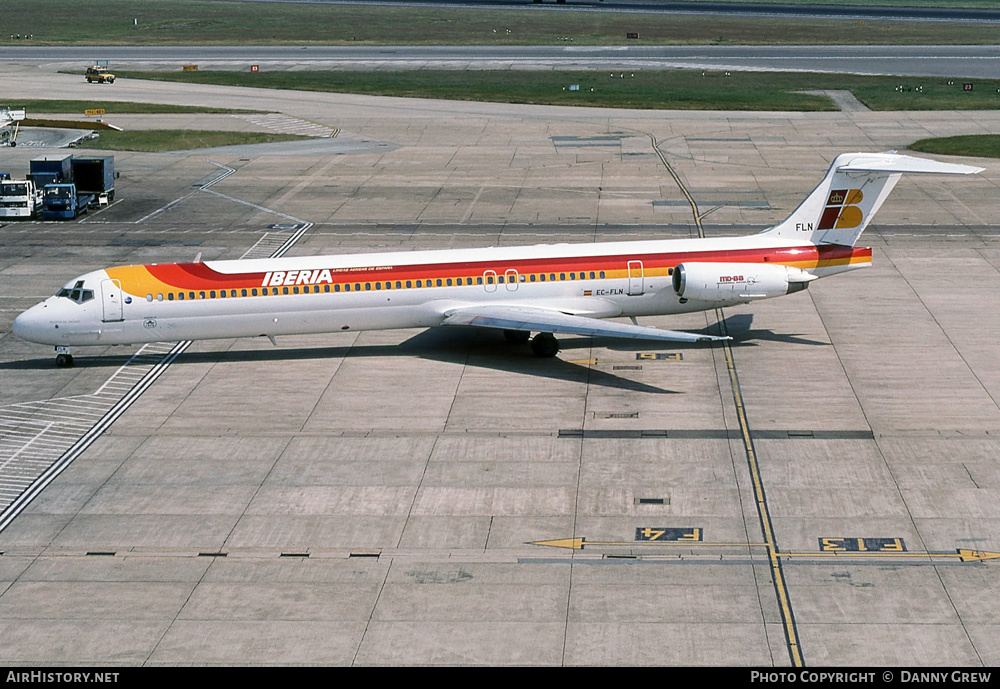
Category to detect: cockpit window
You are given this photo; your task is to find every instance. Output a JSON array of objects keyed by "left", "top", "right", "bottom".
[{"left": 56, "top": 280, "right": 94, "bottom": 304}]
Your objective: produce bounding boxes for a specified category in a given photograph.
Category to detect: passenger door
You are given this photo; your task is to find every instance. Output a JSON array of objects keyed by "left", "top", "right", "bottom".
[
  {"left": 101, "top": 279, "right": 123, "bottom": 322},
  {"left": 627, "top": 260, "right": 644, "bottom": 296}
]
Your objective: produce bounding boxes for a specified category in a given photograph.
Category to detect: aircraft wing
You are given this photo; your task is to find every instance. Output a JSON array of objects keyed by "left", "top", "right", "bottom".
[{"left": 441, "top": 304, "right": 730, "bottom": 343}]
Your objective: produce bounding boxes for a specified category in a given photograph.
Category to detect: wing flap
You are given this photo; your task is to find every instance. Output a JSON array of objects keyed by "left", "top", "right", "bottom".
[{"left": 442, "top": 304, "right": 729, "bottom": 343}]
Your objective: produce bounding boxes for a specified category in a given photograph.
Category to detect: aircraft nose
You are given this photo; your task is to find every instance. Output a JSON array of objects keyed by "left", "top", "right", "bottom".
[{"left": 12, "top": 303, "right": 52, "bottom": 344}]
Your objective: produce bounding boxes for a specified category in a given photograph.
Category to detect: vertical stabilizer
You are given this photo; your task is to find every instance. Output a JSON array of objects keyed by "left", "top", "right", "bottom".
[{"left": 763, "top": 152, "right": 983, "bottom": 246}]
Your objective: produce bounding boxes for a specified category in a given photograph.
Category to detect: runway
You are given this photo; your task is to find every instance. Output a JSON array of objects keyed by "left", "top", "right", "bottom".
[
  {"left": 5, "top": 44, "right": 1000, "bottom": 78},
  {"left": 1, "top": 70, "right": 999, "bottom": 665}
]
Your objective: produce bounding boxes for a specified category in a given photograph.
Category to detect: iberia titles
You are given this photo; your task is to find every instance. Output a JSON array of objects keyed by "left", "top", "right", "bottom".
[{"left": 261, "top": 267, "right": 394, "bottom": 287}]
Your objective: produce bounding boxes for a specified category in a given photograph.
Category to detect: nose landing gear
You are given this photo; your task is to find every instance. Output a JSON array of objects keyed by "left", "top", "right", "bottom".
[{"left": 55, "top": 346, "right": 74, "bottom": 367}]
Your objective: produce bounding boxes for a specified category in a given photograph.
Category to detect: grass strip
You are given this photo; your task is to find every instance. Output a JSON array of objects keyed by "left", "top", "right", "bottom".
[
  {"left": 910, "top": 135, "right": 1000, "bottom": 158},
  {"left": 82, "top": 129, "right": 310, "bottom": 152},
  {"left": 113, "top": 69, "right": 1000, "bottom": 112},
  {"left": 3, "top": 0, "right": 999, "bottom": 46},
  {"left": 9, "top": 99, "right": 260, "bottom": 115}
]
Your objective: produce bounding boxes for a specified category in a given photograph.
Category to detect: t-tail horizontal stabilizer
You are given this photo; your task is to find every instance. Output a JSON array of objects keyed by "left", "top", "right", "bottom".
[{"left": 764, "top": 152, "right": 983, "bottom": 247}]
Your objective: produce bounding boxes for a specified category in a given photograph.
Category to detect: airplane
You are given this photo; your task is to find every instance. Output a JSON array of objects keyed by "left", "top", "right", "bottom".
[{"left": 12, "top": 152, "right": 983, "bottom": 367}]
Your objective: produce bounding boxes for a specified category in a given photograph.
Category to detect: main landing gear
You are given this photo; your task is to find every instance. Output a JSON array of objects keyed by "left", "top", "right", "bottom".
[
  {"left": 503, "top": 329, "right": 531, "bottom": 344},
  {"left": 530, "top": 332, "right": 559, "bottom": 358},
  {"left": 503, "top": 329, "right": 559, "bottom": 357},
  {"left": 55, "top": 346, "right": 74, "bottom": 367}
]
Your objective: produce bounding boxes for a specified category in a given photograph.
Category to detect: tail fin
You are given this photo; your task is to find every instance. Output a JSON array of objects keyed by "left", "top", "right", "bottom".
[{"left": 763, "top": 152, "right": 982, "bottom": 246}]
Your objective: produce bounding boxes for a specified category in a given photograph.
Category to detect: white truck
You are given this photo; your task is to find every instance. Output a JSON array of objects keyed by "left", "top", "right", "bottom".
[{"left": 0, "top": 177, "right": 42, "bottom": 218}]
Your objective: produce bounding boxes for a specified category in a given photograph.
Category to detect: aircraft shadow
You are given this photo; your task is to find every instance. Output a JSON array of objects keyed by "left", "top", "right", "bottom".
[
  {"left": 668, "top": 313, "right": 827, "bottom": 348},
  {"left": 2, "top": 328, "right": 679, "bottom": 394}
]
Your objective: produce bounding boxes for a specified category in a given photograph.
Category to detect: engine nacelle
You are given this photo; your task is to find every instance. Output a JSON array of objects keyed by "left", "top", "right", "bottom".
[{"left": 672, "top": 262, "right": 816, "bottom": 303}]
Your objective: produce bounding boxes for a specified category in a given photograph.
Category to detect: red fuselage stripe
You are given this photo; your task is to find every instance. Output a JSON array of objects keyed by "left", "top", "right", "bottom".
[{"left": 143, "top": 245, "right": 871, "bottom": 291}]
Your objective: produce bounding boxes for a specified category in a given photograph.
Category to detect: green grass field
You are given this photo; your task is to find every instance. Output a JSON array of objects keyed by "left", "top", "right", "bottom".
[
  {"left": 673, "top": 0, "right": 995, "bottom": 6},
  {"left": 12, "top": 100, "right": 259, "bottom": 115},
  {"left": 3, "top": 0, "right": 998, "bottom": 46},
  {"left": 83, "top": 130, "right": 310, "bottom": 152},
  {"left": 910, "top": 134, "right": 1000, "bottom": 158},
  {"left": 112, "top": 69, "right": 1000, "bottom": 112}
]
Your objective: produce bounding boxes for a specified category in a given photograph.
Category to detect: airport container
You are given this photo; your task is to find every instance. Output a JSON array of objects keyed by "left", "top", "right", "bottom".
[
  {"left": 28, "top": 154, "right": 73, "bottom": 189},
  {"left": 71, "top": 155, "right": 115, "bottom": 205}
]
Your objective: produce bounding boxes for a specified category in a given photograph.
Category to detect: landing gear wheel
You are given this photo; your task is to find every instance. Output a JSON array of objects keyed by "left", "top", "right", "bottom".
[
  {"left": 530, "top": 332, "right": 559, "bottom": 358},
  {"left": 55, "top": 353, "right": 74, "bottom": 368},
  {"left": 503, "top": 329, "right": 531, "bottom": 344}
]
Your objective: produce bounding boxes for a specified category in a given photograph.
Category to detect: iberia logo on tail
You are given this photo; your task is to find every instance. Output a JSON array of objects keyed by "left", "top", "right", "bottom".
[{"left": 818, "top": 188, "right": 864, "bottom": 230}]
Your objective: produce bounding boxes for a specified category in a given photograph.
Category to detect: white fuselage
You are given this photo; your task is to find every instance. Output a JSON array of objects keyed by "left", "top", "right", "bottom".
[{"left": 12, "top": 233, "right": 868, "bottom": 348}]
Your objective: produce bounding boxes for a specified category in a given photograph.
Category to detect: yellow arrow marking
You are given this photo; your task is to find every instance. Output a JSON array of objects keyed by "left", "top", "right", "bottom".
[
  {"left": 530, "top": 539, "right": 1000, "bottom": 562},
  {"left": 960, "top": 549, "right": 1000, "bottom": 562},
  {"left": 779, "top": 549, "right": 1000, "bottom": 562},
  {"left": 531, "top": 538, "right": 767, "bottom": 550}
]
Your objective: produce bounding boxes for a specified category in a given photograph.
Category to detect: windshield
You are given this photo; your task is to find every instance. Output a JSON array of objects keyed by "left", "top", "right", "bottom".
[
  {"left": 1, "top": 183, "right": 27, "bottom": 196},
  {"left": 44, "top": 186, "right": 72, "bottom": 199},
  {"left": 56, "top": 280, "right": 94, "bottom": 304}
]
